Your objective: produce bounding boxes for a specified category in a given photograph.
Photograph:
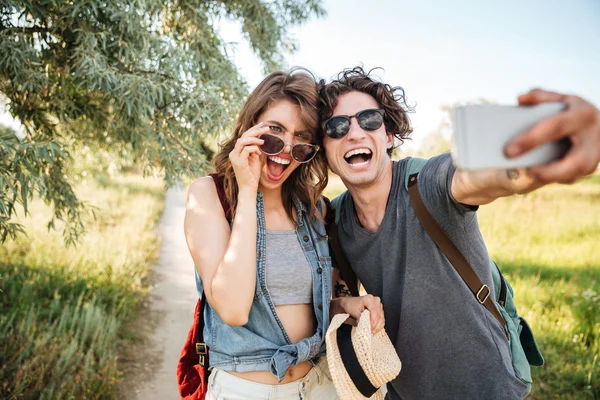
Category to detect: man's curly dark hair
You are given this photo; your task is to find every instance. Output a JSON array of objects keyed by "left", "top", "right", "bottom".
[{"left": 318, "top": 66, "right": 414, "bottom": 156}]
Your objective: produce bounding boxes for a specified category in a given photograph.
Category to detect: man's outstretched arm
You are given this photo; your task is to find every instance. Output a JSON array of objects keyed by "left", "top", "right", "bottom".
[{"left": 452, "top": 89, "right": 600, "bottom": 206}]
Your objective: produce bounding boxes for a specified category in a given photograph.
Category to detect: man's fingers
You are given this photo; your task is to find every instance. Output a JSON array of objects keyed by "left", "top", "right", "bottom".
[
  {"left": 372, "top": 311, "right": 385, "bottom": 334},
  {"left": 505, "top": 113, "right": 571, "bottom": 157},
  {"left": 363, "top": 295, "right": 385, "bottom": 333},
  {"left": 378, "top": 304, "right": 385, "bottom": 332},
  {"left": 370, "top": 311, "right": 380, "bottom": 332},
  {"left": 509, "top": 88, "right": 565, "bottom": 156},
  {"left": 506, "top": 97, "right": 596, "bottom": 157},
  {"left": 529, "top": 137, "right": 599, "bottom": 184},
  {"left": 363, "top": 294, "right": 381, "bottom": 309},
  {"left": 518, "top": 88, "right": 564, "bottom": 105}
]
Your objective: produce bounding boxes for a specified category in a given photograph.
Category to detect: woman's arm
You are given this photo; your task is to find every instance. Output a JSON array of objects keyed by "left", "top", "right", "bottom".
[
  {"left": 185, "top": 123, "right": 269, "bottom": 325},
  {"left": 184, "top": 177, "right": 258, "bottom": 326}
]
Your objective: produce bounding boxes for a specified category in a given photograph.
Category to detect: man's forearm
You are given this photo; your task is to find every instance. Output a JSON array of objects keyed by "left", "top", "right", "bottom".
[
  {"left": 451, "top": 167, "right": 545, "bottom": 206},
  {"left": 330, "top": 275, "right": 354, "bottom": 320},
  {"left": 330, "top": 298, "right": 347, "bottom": 317}
]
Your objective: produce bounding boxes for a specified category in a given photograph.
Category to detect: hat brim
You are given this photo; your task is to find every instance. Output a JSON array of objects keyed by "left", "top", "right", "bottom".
[{"left": 326, "top": 313, "right": 385, "bottom": 400}]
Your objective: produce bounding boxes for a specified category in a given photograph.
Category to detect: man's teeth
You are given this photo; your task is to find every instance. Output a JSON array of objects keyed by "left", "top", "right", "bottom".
[
  {"left": 349, "top": 160, "right": 369, "bottom": 168},
  {"left": 268, "top": 156, "right": 290, "bottom": 165},
  {"left": 344, "top": 148, "right": 372, "bottom": 159}
]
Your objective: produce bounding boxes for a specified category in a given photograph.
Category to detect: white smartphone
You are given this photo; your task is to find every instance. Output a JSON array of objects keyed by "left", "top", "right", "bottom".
[{"left": 451, "top": 102, "right": 571, "bottom": 170}]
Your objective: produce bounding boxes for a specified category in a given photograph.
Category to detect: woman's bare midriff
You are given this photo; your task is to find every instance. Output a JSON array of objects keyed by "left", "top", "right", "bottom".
[{"left": 228, "top": 303, "right": 317, "bottom": 384}]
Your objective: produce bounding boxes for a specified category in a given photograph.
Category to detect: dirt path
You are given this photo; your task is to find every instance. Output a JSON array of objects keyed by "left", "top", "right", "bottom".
[{"left": 135, "top": 185, "right": 198, "bottom": 399}]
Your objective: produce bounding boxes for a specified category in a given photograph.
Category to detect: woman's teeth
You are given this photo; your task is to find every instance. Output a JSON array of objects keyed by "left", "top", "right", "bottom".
[{"left": 268, "top": 156, "right": 291, "bottom": 165}]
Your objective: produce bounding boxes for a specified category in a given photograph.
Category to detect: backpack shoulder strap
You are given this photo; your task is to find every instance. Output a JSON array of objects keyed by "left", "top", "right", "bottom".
[
  {"left": 328, "top": 190, "right": 360, "bottom": 297},
  {"left": 321, "top": 196, "right": 334, "bottom": 226},
  {"left": 332, "top": 190, "right": 348, "bottom": 225},
  {"left": 195, "top": 173, "right": 232, "bottom": 361},
  {"left": 403, "top": 159, "right": 510, "bottom": 307},
  {"left": 406, "top": 172, "right": 509, "bottom": 339},
  {"left": 404, "top": 157, "right": 428, "bottom": 190},
  {"left": 209, "top": 173, "right": 232, "bottom": 221}
]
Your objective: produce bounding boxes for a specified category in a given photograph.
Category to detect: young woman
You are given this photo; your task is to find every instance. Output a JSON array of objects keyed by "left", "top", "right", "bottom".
[{"left": 183, "top": 69, "right": 339, "bottom": 399}]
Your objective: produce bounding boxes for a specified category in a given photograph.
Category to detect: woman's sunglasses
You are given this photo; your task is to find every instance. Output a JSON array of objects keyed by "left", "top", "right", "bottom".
[
  {"left": 258, "top": 133, "right": 320, "bottom": 163},
  {"left": 323, "top": 109, "right": 385, "bottom": 139}
]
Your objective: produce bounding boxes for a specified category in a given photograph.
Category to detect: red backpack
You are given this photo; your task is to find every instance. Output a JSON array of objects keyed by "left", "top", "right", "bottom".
[
  {"left": 176, "top": 174, "right": 231, "bottom": 399},
  {"left": 176, "top": 295, "right": 209, "bottom": 399}
]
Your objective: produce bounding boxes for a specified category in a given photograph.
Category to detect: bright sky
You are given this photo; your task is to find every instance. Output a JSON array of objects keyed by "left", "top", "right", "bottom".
[{"left": 220, "top": 0, "right": 600, "bottom": 149}]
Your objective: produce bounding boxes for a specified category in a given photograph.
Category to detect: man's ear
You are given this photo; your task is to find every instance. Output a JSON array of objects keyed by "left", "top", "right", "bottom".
[{"left": 386, "top": 133, "right": 394, "bottom": 149}]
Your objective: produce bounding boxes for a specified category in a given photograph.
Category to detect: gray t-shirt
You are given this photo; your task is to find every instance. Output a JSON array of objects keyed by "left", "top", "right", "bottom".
[{"left": 337, "top": 154, "right": 529, "bottom": 400}]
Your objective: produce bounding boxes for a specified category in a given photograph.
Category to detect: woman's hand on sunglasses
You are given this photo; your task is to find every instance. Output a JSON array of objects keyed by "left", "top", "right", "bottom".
[{"left": 229, "top": 122, "right": 270, "bottom": 191}]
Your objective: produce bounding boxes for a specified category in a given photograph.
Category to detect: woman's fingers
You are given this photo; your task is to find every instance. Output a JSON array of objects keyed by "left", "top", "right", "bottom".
[
  {"left": 241, "top": 122, "right": 271, "bottom": 138},
  {"left": 234, "top": 137, "right": 264, "bottom": 153},
  {"left": 240, "top": 145, "right": 261, "bottom": 158},
  {"left": 230, "top": 137, "right": 264, "bottom": 164},
  {"left": 228, "top": 123, "right": 271, "bottom": 189}
]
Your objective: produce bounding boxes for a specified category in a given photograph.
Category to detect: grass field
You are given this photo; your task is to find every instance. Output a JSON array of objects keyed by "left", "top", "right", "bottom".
[
  {"left": 0, "top": 174, "right": 165, "bottom": 399},
  {"left": 326, "top": 172, "right": 600, "bottom": 399}
]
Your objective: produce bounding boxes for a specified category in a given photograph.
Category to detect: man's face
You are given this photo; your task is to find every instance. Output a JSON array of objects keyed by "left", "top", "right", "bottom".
[{"left": 323, "top": 91, "right": 394, "bottom": 188}]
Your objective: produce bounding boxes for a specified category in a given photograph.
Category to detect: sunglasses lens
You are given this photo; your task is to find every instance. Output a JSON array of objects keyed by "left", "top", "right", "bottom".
[
  {"left": 259, "top": 134, "right": 284, "bottom": 154},
  {"left": 358, "top": 110, "right": 384, "bottom": 131},
  {"left": 291, "top": 144, "right": 318, "bottom": 163},
  {"left": 325, "top": 117, "right": 350, "bottom": 138}
]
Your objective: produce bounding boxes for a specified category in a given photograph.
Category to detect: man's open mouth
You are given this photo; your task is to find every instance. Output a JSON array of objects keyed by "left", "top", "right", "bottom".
[
  {"left": 344, "top": 148, "right": 372, "bottom": 168},
  {"left": 266, "top": 156, "right": 290, "bottom": 180}
]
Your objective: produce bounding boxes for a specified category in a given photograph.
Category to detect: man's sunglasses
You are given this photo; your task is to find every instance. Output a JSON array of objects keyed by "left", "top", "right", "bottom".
[
  {"left": 323, "top": 109, "right": 385, "bottom": 139},
  {"left": 258, "top": 133, "right": 320, "bottom": 163}
]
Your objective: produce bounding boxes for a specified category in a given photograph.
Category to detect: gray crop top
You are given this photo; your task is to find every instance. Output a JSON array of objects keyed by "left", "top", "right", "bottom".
[{"left": 265, "top": 230, "right": 313, "bottom": 305}]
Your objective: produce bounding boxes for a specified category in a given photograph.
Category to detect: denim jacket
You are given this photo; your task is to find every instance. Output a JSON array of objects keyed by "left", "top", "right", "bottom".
[{"left": 194, "top": 190, "right": 332, "bottom": 381}]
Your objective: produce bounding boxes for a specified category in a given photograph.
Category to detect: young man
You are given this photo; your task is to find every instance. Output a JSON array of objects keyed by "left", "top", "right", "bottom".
[{"left": 321, "top": 67, "right": 600, "bottom": 399}]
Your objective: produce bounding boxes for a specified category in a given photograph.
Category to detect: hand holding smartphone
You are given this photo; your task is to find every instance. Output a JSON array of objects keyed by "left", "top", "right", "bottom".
[{"left": 451, "top": 102, "right": 571, "bottom": 170}]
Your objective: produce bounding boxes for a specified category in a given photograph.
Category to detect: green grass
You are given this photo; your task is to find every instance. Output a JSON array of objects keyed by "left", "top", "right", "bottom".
[
  {"left": 325, "top": 172, "right": 600, "bottom": 399},
  {"left": 0, "top": 174, "right": 165, "bottom": 399},
  {"left": 479, "top": 174, "right": 600, "bottom": 399}
]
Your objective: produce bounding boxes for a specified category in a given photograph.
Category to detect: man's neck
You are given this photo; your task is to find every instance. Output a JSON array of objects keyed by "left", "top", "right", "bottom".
[{"left": 345, "top": 161, "right": 394, "bottom": 233}]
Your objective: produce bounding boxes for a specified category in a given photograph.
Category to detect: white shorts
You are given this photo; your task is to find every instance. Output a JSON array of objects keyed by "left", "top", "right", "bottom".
[{"left": 206, "top": 357, "right": 339, "bottom": 400}]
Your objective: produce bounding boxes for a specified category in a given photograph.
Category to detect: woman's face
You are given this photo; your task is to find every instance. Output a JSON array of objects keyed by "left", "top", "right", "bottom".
[{"left": 255, "top": 99, "right": 314, "bottom": 191}]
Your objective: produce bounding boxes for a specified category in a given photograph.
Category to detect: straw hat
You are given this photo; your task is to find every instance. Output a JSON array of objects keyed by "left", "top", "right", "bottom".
[{"left": 326, "top": 310, "right": 401, "bottom": 400}]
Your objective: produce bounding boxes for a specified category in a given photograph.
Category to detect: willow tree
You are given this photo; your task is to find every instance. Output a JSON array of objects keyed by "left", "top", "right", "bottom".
[{"left": 0, "top": 0, "right": 324, "bottom": 243}]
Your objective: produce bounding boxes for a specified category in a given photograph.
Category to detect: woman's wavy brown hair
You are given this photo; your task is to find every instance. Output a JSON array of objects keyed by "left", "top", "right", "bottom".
[
  {"left": 213, "top": 68, "right": 328, "bottom": 223},
  {"left": 318, "top": 66, "right": 414, "bottom": 156}
]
